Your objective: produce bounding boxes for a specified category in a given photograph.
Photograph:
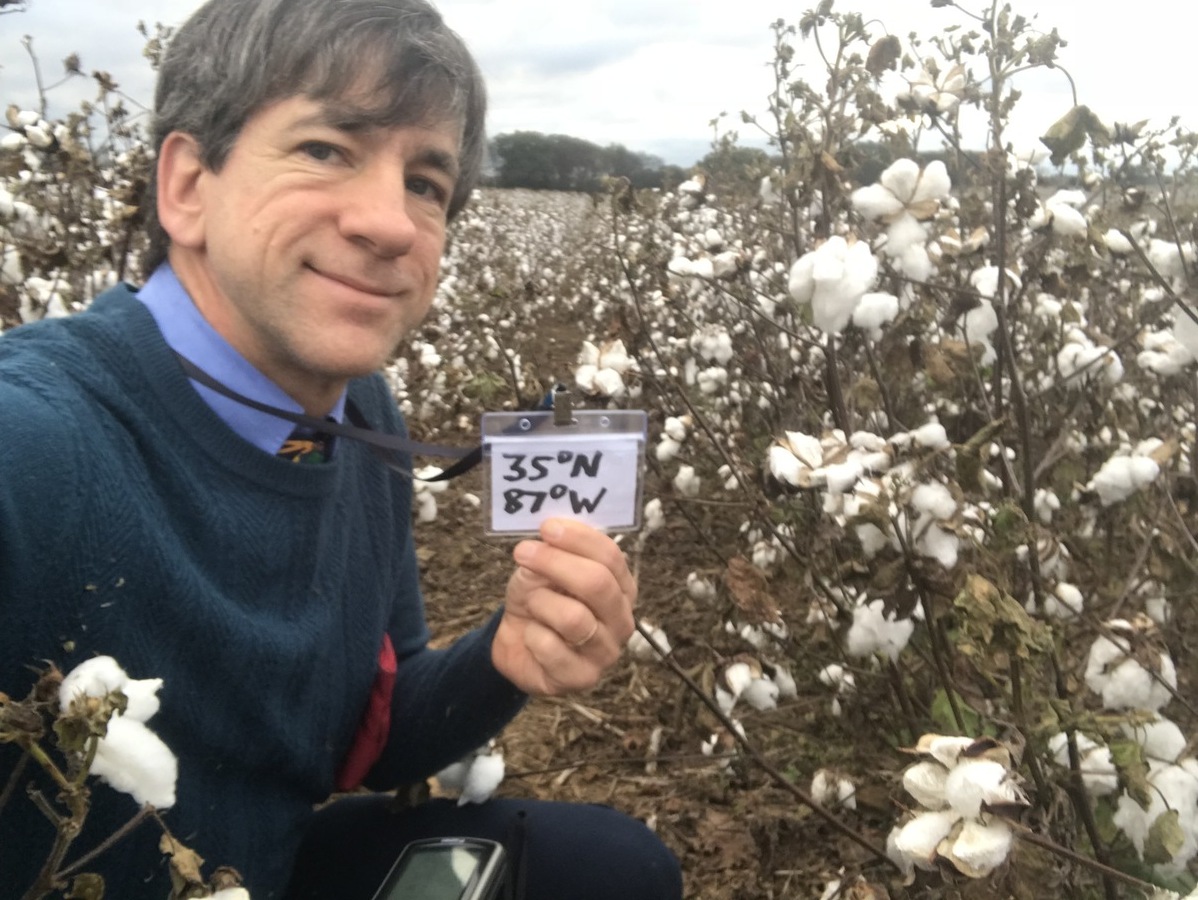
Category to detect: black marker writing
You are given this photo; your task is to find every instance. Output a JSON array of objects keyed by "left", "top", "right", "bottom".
[
  {"left": 504, "top": 487, "right": 608, "bottom": 515},
  {"left": 501, "top": 451, "right": 604, "bottom": 482}
]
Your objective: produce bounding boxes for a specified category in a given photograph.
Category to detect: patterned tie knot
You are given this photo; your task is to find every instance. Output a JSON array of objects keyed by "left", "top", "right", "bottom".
[{"left": 278, "top": 427, "right": 333, "bottom": 464}]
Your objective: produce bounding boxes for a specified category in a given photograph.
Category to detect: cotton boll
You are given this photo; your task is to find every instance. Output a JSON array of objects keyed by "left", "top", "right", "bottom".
[
  {"left": 91, "top": 716, "right": 178, "bottom": 809},
  {"left": 627, "top": 621, "right": 670, "bottom": 660},
  {"left": 824, "top": 460, "right": 864, "bottom": 494},
  {"left": 918, "top": 524, "right": 960, "bottom": 569},
  {"left": 1048, "top": 732, "right": 1119, "bottom": 797},
  {"left": 435, "top": 758, "right": 472, "bottom": 793},
  {"left": 1113, "top": 760, "right": 1198, "bottom": 874},
  {"left": 1046, "top": 582, "right": 1084, "bottom": 619},
  {"left": 741, "top": 677, "right": 779, "bottom": 711},
  {"left": 818, "top": 664, "right": 856, "bottom": 697},
  {"left": 943, "top": 818, "right": 1014, "bottom": 878},
  {"left": 751, "top": 540, "right": 778, "bottom": 571},
  {"left": 121, "top": 678, "right": 164, "bottom": 724},
  {"left": 591, "top": 367, "right": 626, "bottom": 398},
  {"left": 911, "top": 482, "right": 956, "bottom": 519},
  {"left": 851, "top": 291, "right": 899, "bottom": 338},
  {"left": 812, "top": 769, "right": 857, "bottom": 810},
  {"left": 942, "top": 758, "right": 1021, "bottom": 819},
  {"left": 902, "top": 760, "right": 950, "bottom": 810},
  {"left": 916, "top": 734, "right": 977, "bottom": 769},
  {"left": 892, "top": 810, "right": 959, "bottom": 871},
  {"left": 673, "top": 465, "right": 701, "bottom": 498},
  {"left": 911, "top": 422, "right": 950, "bottom": 450},
  {"left": 1088, "top": 454, "right": 1160, "bottom": 506},
  {"left": 722, "top": 662, "right": 754, "bottom": 701},
  {"left": 1104, "top": 229, "right": 1134, "bottom": 254},
  {"left": 655, "top": 436, "right": 682, "bottom": 463},
  {"left": 1122, "top": 716, "right": 1187, "bottom": 763},
  {"left": 686, "top": 572, "right": 717, "bottom": 602},
  {"left": 1048, "top": 202, "right": 1088, "bottom": 237},
  {"left": 642, "top": 498, "right": 664, "bottom": 534},
  {"left": 459, "top": 751, "right": 505, "bottom": 805},
  {"left": 1085, "top": 634, "right": 1177, "bottom": 711},
  {"left": 851, "top": 183, "right": 905, "bottom": 220},
  {"left": 60, "top": 656, "right": 129, "bottom": 708},
  {"left": 210, "top": 889, "right": 252, "bottom": 900},
  {"left": 845, "top": 598, "right": 915, "bottom": 661},
  {"left": 769, "top": 665, "right": 797, "bottom": 698},
  {"left": 663, "top": 415, "right": 690, "bottom": 442}
]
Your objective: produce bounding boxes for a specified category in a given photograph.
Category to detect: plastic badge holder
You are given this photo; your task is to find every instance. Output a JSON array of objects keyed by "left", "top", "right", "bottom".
[{"left": 482, "top": 408, "right": 648, "bottom": 536}]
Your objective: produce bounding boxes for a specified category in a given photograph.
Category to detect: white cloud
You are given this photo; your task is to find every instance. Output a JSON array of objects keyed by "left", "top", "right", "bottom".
[{"left": 2, "top": 0, "right": 1191, "bottom": 166}]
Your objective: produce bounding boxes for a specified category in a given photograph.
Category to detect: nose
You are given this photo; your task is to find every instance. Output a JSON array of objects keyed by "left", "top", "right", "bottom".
[{"left": 338, "top": 166, "right": 419, "bottom": 257}]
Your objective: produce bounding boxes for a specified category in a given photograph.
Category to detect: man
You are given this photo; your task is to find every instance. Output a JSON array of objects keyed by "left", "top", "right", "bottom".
[{"left": 0, "top": 0, "right": 682, "bottom": 897}]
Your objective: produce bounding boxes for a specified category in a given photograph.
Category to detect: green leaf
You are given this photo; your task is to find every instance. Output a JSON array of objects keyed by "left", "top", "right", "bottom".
[
  {"left": 930, "top": 688, "right": 982, "bottom": 736},
  {"left": 1143, "top": 809, "right": 1185, "bottom": 866},
  {"left": 1040, "top": 105, "right": 1111, "bottom": 166},
  {"left": 66, "top": 873, "right": 105, "bottom": 899}
]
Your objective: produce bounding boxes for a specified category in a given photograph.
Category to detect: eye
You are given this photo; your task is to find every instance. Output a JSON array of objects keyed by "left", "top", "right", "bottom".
[
  {"left": 407, "top": 175, "right": 450, "bottom": 208},
  {"left": 299, "top": 141, "right": 342, "bottom": 163}
]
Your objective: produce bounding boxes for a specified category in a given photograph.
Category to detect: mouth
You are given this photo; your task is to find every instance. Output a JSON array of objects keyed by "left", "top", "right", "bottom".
[{"left": 306, "top": 264, "right": 398, "bottom": 298}]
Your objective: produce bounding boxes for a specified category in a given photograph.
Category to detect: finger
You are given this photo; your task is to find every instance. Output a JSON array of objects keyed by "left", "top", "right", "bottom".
[
  {"left": 536, "top": 518, "right": 637, "bottom": 601},
  {"left": 520, "top": 582, "right": 621, "bottom": 661},
  {"left": 520, "top": 619, "right": 607, "bottom": 694},
  {"left": 512, "top": 545, "right": 634, "bottom": 643}
]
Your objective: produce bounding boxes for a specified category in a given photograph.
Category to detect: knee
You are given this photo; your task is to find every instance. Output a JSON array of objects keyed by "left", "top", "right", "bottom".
[{"left": 552, "top": 804, "right": 682, "bottom": 900}]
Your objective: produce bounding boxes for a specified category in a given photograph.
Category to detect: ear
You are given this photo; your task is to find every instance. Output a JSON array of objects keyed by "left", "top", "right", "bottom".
[{"left": 156, "top": 132, "right": 208, "bottom": 250}]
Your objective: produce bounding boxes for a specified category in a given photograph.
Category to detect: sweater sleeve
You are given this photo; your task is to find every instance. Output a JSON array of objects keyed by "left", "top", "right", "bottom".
[
  {"left": 365, "top": 613, "right": 527, "bottom": 789},
  {"left": 353, "top": 381, "right": 527, "bottom": 787}
]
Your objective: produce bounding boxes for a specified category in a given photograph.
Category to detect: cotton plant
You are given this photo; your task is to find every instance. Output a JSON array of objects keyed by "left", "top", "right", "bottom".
[
  {"left": 852, "top": 158, "right": 953, "bottom": 282},
  {"left": 958, "top": 265, "right": 1021, "bottom": 365},
  {"left": 1112, "top": 756, "right": 1198, "bottom": 877},
  {"left": 1084, "top": 616, "right": 1178, "bottom": 712},
  {"left": 1056, "top": 327, "right": 1124, "bottom": 386},
  {"left": 1137, "top": 327, "right": 1195, "bottom": 377},
  {"left": 817, "top": 663, "right": 856, "bottom": 716},
  {"left": 1046, "top": 732, "right": 1119, "bottom": 797},
  {"left": 897, "top": 62, "right": 968, "bottom": 115},
  {"left": 627, "top": 620, "right": 671, "bottom": 660},
  {"left": 435, "top": 742, "right": 506, "bottom": 806},
  {"left": 1028, "top": 188, "right": 1090, "bottom": 238},
  {"left": 844, "top": 596, "right": 915, "bottom": 663},
  {"left": 58, "top": 656, "right": 178, "bottom": 810},
  {"left": 811, "top": 768, "right": 858, "bottom": 811},
  {"left": 1084, "top": 443, "right": 1164, "bottom": 506},
  {"left": 655, "top": 414, "right": 692, "bottom": 464},
  {"left": 787, "top": 235, "right": 880, "bottom": 334},
  {"left": 1026, "top": 581, "right": 1085, "bottom": 621},
  {"left": 412, "top": 465, "right": 450, "bottom": 523},
  {"left": 573, "top": 338, "right": 637, "bottom": 398},
  {"left": 888, "top": 735, "right": 1028, "bottom": 881}
]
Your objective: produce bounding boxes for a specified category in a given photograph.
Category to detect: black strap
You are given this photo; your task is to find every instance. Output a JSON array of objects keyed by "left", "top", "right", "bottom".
[{"left": 174, "top": 353, "right": 481, "bottom": 482}]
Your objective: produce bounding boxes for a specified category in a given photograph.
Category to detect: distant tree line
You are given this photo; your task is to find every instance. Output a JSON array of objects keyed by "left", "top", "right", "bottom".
[
  {"left": 487, "top": 131, "right": 688, "bottom": 192},
  {"left": 487, "top": 131, "right": 1097, "bottom": 198}
]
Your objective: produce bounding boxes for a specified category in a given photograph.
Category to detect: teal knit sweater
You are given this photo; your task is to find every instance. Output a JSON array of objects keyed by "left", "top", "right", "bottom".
[{"left": 0, "top": 286, "right": 526, "bottom": 898}]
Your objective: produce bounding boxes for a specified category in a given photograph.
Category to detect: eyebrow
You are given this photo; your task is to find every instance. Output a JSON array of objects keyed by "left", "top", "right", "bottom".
[{"left": 289, "top": 105, "right": 461, "bottom": 180}]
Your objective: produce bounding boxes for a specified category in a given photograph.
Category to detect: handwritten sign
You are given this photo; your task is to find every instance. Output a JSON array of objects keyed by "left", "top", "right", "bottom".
[{"left": 482, "top": 411, "right": 646, "bottom": 535}]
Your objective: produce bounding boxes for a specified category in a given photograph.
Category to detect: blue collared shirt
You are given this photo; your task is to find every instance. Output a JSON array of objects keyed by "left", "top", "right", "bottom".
[{"left": 136, "top": 264, "right": 347, "bottom": 456}]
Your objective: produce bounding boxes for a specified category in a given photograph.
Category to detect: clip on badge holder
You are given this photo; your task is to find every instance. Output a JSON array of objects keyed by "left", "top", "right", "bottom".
[{"left": 482, "top": 387, "right": 647, "bottom": 536}]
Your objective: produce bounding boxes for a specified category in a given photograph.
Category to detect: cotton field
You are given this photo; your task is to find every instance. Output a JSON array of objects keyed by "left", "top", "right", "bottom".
[{"left": 3, "top": 0, "right": 1198, "bottom": 897}]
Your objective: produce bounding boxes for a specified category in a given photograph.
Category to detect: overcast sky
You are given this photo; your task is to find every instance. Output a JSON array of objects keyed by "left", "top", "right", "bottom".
[{"left": 1, "top": 0, "right": 1186, "bottom": 166}]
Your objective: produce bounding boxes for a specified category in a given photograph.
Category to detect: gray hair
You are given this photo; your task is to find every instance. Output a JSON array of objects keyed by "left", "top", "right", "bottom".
[{"left": 142, "top": 0, "right": 486, "bottom": 276}]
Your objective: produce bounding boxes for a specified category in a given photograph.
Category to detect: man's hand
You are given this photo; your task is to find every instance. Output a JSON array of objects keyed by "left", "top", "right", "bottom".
[{"left": 491, "top": 518, "right": 636, "bottom": 696}]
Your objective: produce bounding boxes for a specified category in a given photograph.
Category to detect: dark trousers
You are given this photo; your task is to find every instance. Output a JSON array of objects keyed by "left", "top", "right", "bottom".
[{"left": 282, "top": 795, "right": 683, "bottom": 900}]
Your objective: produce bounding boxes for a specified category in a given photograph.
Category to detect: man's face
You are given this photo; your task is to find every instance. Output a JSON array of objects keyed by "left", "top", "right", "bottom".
[{"left": 176, "top": 93, "right": 460, "bottom": 412}]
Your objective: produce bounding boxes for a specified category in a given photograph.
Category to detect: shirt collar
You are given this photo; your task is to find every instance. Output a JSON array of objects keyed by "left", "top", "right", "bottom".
[{"left": 136, "top": 263, "right": 347, "bottom": 456}]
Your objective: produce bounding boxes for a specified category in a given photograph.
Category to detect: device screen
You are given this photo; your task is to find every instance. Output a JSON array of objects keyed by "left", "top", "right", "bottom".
[{"left": 378, "top": 844, "right": 487, "bottom": 900}]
